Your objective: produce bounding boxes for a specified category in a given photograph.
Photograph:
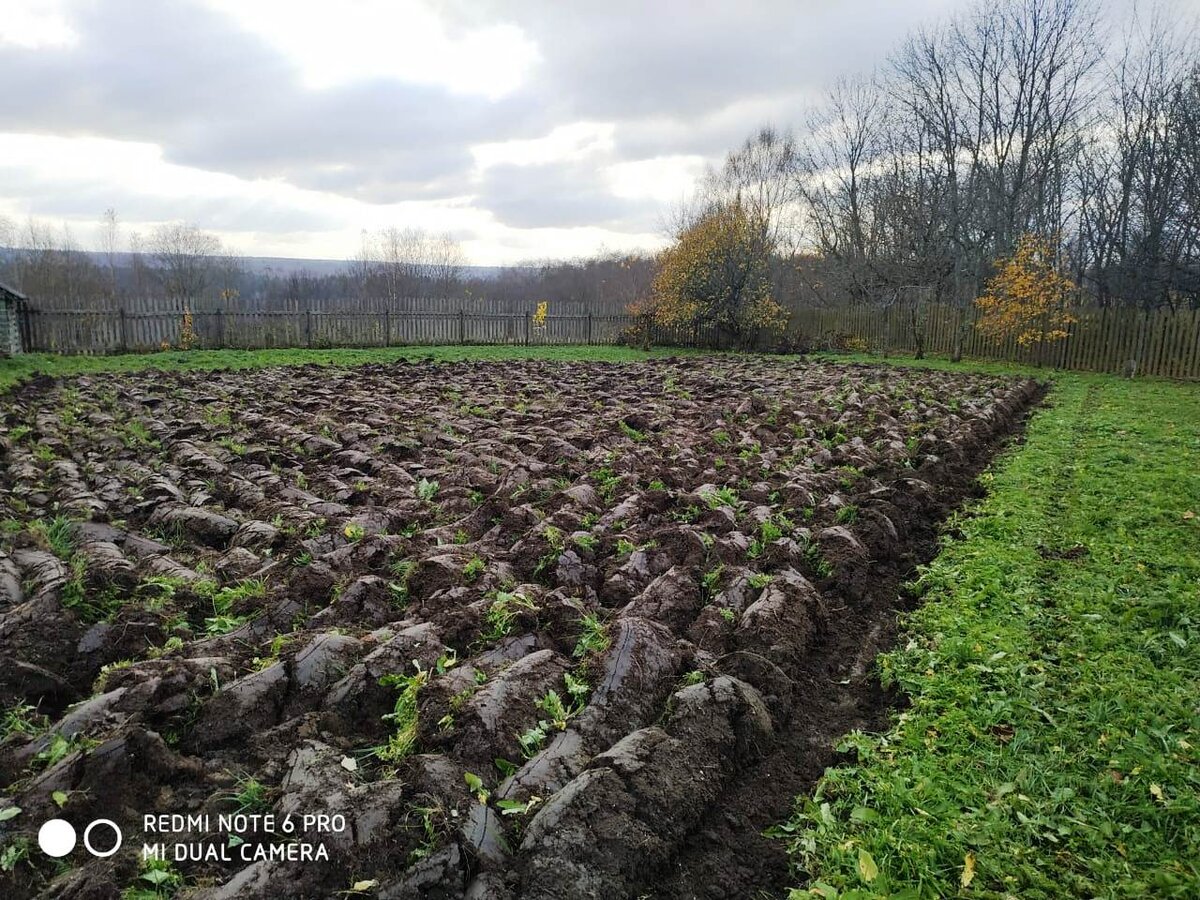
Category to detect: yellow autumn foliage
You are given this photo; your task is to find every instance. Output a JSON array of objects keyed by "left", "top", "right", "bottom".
[
  {"left": 178, "top": 309, "right": 196, "bottom": 350},
  {"left": 975, "top": 234, "right": 1077, "bottom": 346},
  {"left": 532, "top": 300, "right": 548, "bottom": 328},
  {"left": 649, "top": 201, "right": 786, "bottom": 338}
]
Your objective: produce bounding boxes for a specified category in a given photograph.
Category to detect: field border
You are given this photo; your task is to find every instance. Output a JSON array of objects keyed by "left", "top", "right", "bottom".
[
  {"left": 0, "top": 345, "right": 711, "bottom": 394},
  {"left": 778, "top": 369, "right": 1200, "bottom": 898}
]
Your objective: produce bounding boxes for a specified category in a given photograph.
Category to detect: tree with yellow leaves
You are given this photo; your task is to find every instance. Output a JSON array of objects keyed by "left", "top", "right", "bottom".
[
  {"left": 975, "top": 234, "right": 1077, "bottom": 347},
  {"left": 647, "top": 200, "right": 786, "bottom": 346}
]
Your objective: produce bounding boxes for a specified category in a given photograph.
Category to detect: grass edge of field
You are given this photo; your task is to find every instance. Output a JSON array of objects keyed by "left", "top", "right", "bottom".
[
  {"left": 5, "top": 345, "right": 1193, "bottom": 396},
  {"left": 778, "top": 372, "right": 1200, "bottom": 898},
  {"left": 0, "top": 344, "right": 712, "bottom": 392}
]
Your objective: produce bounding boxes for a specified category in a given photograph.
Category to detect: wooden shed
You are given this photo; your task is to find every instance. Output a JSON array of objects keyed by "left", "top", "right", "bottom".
[{"left": 0, "top": 281, "right": 24, "bottom": 356}]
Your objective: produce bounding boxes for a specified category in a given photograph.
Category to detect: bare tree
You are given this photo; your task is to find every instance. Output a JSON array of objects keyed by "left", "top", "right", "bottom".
[
  {"left": 889, "top": 0, "right": 1099, "bottom": 300},
  {"left": 355, "top": 227, "right": 466, "bottom": 301},
  {"left": 770, "top": 0, "right": 1107, "bottom": 353},
  {"left": 1076, "top": 7, "right": 1199, "bottom": 309},
  {"left": 8, "top": 219, "right": 105, "bottom": 307},
  {"left": 128, "top": 230, "right": 149, "bottom": 299},
  {"left": 149, "top": 222, "right": 221, "bottom": 303},
  {"left": 711, "top": 126, "right": 802, "bottom": 253},
  {"left": 100, "top": 208, "right": 120, "bottom": 299},
  {"left": 380, "top": 227, "right": 424, "bottom": 300},
  {"left": 349, "top": 229, "right": 375, "bottom": 300},
  {"left": 799, "top": 76, "right": 891, "bottom": 302},
  {"left": 426, "top": 232, "right": 466, "bottom": 296},
  {"left": 214, "top": 248, "right": 247, "bottom": 306},
  {"left": 0, "top": 215, "right": 14, "bottom": 287}
]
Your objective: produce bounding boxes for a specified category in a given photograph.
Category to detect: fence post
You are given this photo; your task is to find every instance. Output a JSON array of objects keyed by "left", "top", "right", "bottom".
[
  {"left": 1058, "top": 316, "right": 1074, "bottom": 370},
  {"left": 119, "top": 307, "right": 128, "bottom": 353},
  {"left": 384, "top": 306, "right": 390, "bottom": 347},
  {"left": 587, "top": 312, "right": 593, "bottom": 345},
  {"left": 883, "top": 302, "right": 893, "bottom": 357},
  {"left": 305, "top": 307, "right": 312, "bottom": 347},
  {"left": 459, "top": 309, "right": 465, "bottom": 345},
  {"left": 15, "top": 300, "right": 30, "bottom": 353},
  {"left": 216, "top": 308, "right": 225, "bottom": 348}
]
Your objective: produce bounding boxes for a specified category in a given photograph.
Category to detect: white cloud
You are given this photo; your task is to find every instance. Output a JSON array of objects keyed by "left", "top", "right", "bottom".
[
  {"left": 0, "top": 131, "right": 669, "bottom": 265},
  {"left": 607, "top": 155, "right": 706, "bottom": 204},
  {"left": 200, "top": 0, "right": 539, "bottom": 99},
  {"left": 471, "top": 123, "right": 616, "bottom": 171},
  {"left": 0, "top": 0, "right": 77, "bottom": 48}
]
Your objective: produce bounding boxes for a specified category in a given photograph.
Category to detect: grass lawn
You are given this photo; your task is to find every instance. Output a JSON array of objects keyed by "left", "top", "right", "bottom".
[
  {"left": 0, "top": 344, "right": 703, "bottom": 392},
  {"left": 778, "top": 369, "right": 1200, "bottom": 898}
]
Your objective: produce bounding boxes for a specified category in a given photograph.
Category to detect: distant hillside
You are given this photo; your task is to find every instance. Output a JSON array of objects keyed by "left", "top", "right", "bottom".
[
  {"left": 232, "top": 255, "right": 510, "bottom": 281},
  {"left": 0, "top": 248, "right": 510, "bottom": 281}
]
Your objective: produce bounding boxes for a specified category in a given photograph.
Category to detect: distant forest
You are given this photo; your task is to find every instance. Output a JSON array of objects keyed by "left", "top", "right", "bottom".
[{"left": 0, "top": 219, "right": 661, "bottom": 315}]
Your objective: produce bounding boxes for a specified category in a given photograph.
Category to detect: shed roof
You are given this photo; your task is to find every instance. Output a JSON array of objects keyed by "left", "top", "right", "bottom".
[{"left": 0, "top": 280, "right": 27, "bottom": 302}]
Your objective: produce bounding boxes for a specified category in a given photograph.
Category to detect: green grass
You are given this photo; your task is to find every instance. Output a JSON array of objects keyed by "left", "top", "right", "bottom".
[
  {"left": 220, "top": 775, "right": 271, "bottom": 815},
  {"left": 374, "top": 667, "right": 430, "bottom": 769},
  {"left": 0, "top": 345, "right": 703, "bottom": 393},
  {"left": 780, "top": 372, "right": 1200, "bottom": 898}
]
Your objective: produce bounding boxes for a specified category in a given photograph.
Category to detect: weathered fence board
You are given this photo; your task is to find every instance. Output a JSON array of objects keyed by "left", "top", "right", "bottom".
[
  {"left": 786, "top": 301, "right": 1200, "bottom": 379},
  {"left": 16, "top": 297, "right": 1200, "bottom": 379}
]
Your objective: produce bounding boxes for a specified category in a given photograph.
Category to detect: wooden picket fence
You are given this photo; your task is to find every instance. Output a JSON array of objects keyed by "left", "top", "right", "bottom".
[
  {"left": 14, "top": 296, "right": 1200, "bottom": 379},
  {"left": 16, "top": 297, "right": 705, "bottom": 355},
  {"left": 788, "top": 302, "right": 1200, "bottom": 379}
]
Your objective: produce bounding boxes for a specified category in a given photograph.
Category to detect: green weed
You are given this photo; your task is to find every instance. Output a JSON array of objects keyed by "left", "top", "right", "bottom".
[
  {"left": 121, "top": 857, "right": 184, "bottom": 899},
  {"left": 572, "top": 613, "right": 610, "bottom": 658},
  {"left": 0, "top": 838, "right": 30, "bottom": 874},
  {"left": 702, "top": 565, "right": 725, "bottom": 599},
  {"left": 463, "top": 555, "right": 485, "bottom": 583},
  {"left": 33, "top": 732, "right": 98, "bottom": 770},
  {"left": 483, "top": 590, "right": 537, "bottom": 641},
  {"left": 1, "top": 703, "right": 47, "bottom": 740},
  {"left": 372, "top": 665, "right": 430, "bottom": 770},
  {"left": 619, "top": 420, "right": 646, "bottom": 442},
  {"left": 221, "top": 775, "right": 271, "bottom": 814},
  {"left": 704, "top": 486, "right": 739, "bottom": 510},
  {"left": 416, "top": 478, "right": 439, "bottom": 502}
]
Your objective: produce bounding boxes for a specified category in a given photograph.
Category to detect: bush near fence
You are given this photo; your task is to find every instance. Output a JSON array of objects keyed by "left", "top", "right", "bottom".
[{"left": 15, "top": 297, "right": 1200, "bottom": 379}]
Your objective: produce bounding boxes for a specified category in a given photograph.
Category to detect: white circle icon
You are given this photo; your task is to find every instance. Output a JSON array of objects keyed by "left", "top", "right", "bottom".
[
  {"left": 37, "top": 819, "right": 77, "bottom": 857},
  {"left": 83, "top": 819, "right": 123, "bottom": 858}
]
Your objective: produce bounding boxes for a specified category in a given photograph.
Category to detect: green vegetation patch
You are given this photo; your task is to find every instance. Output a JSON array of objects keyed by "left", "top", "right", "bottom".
[
  {"left": 0, "top": 345, "right": 707, "bottom": 394},
  {"left": 782, "top": 374, "right": 1200, "bottom": 898}
]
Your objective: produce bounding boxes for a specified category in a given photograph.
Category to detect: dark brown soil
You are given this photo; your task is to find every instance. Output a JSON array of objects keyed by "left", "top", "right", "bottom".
[
  {"left": 643, "top": 382, "right": 1045, "bottom": 900},
  {"left": 0, "top": 357, "right": 1042, "bottom": 899}
]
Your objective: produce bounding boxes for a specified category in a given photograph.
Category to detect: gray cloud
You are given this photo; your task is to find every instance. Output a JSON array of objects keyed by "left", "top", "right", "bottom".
[
  {"left": 474, "top": 161, "right": 657, "bottom": 230},
  {"left": 0, "top": 0, "right": 969, "bottom": 251},
  {"left": 0, "top": 1, "right": 545, "bottom": 202},
  {"left": 462, "top": 1, "right": 959, "bottom": 122},
  {"left": 0, "top": 161, "right": 341, "bottom": 233}
]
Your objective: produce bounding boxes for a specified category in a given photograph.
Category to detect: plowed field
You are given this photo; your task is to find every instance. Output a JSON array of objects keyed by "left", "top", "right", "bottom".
[{"left": 0, "top": 357, "right": 1041, "bottom": 899}]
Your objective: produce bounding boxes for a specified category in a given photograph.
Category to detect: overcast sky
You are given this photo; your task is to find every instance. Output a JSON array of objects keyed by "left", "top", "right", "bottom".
[{"left": 0, "top": 0, "right": 1185, "bottom": 265}]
